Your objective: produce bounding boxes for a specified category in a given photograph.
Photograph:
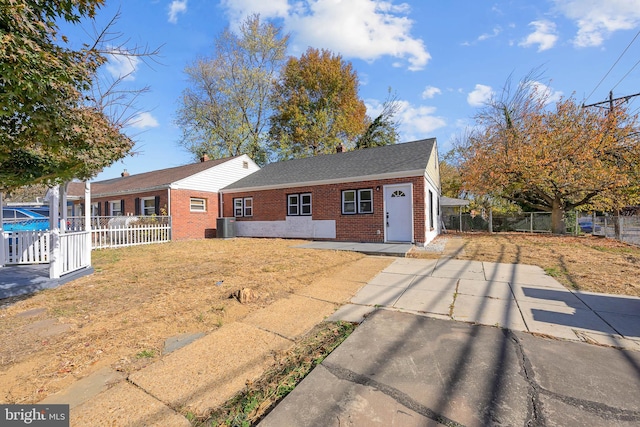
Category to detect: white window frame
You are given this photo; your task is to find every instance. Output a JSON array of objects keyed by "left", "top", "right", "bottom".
[
  {"left": 342, "top": 190, "right": 356, "bottom": 214},
  {"left": 110, "top": 201, "right": 122, "bottom": 216},
  {"left": 91, "top": 202, "right": 99, "bottom": 216},
  {"left": 287, "top": 193, "right": 312, "bottom": 216},
  {"left": 190, "top": 197, "right": 206, "bottom": 212},
  {"left": 141, "top": 197, "right": 156, "bottom": 216},
  {"left": 287, "top": 194, "right": 299, "bottom": 216},
  {"left": 243, "top": 197, "right": 253, "bottom": 217},
  {"left": 342, "top": 189, "right": 373, "bottom": 214},
  {"left": 358, "top": 189, "right": 373, "bottom": 214},
  {"left": 234, "top": 198, "right": 244, "bottom": 217}
]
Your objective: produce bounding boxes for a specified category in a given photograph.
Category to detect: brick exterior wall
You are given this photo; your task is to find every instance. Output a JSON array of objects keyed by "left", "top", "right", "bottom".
[
  {"left": 222, "top": 176, "right": 429, "bottom": 244},
  {"left": 169, "top": 189, "right": 219, "bottom": 240},
  {"left": 82, "top": 189, "right": 220, "bottom": 240}
]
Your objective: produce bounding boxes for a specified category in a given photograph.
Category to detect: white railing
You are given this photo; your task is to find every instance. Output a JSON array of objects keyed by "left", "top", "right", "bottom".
[
  {"left": 2, "top": 231, "right": 50, "bottom": 264},
  {"left": 60, "top": 231, "right": 90, "bottom": 275},
  {"left": 92, "top": 220, "right": 171, "bottom": 249}
]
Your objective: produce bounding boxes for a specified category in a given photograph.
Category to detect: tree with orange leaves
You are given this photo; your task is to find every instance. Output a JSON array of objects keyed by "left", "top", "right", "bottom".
[{"left": 458, "top": 75, "right": 640, "bottom": 234}]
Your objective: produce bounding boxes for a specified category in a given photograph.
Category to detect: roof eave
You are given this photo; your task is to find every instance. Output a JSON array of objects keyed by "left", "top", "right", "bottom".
[{"left": 221, "top": 169, "right": 426, "bottom": 194}]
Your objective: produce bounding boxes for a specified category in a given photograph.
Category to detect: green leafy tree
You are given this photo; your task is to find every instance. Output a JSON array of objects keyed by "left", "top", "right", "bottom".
[
  {"left": 176, "top": 14, "right": 288, "bottom": 166},
  {"left": 0, "top": 0, "right": 135, "bottom": 191},
  {"left": 269, "top": 48, "right": 367, "bottom": 160},
  {"left": 458, "top": 74, "right": 640, "bottom": 234},
  {"left": 356, "top": 89, "right": 401, "bottom": 149}
]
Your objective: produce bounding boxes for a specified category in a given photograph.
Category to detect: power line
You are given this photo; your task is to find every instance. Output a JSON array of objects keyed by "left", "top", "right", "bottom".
[
  {"left": 612, "top": 57, "right": 640, "bottom": 91},
  {"left": 584, "top": 28, "right": 640, "bottom": 103}
]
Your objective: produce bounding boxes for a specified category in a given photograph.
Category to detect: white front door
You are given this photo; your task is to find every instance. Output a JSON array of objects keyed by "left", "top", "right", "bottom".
[{"left": 384, "top": 184, "right": 413, "bottom": 242}]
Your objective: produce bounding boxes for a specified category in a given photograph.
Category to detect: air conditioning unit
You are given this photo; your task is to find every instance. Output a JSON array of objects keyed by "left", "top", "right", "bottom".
[{"left": 216, "top": 217, "right": 236, "bottom": 238}]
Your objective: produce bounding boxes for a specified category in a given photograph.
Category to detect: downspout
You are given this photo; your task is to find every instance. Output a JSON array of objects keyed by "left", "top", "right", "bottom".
[{"left": 219, "top": 191, "right": 224, "bottom": 218}]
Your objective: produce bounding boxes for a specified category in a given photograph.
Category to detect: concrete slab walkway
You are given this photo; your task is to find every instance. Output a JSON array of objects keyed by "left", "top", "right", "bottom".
[
  {"left": 294, "top": 241, "right": 414, "bottom": 257},
  {"left": 329, "top": 258, "right": 640, "bottom": 350}
]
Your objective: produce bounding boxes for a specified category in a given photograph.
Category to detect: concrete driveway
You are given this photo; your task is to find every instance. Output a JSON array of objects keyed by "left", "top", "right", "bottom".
[{"left": 260, "top": 257, "right": 640, "bottom": 426}]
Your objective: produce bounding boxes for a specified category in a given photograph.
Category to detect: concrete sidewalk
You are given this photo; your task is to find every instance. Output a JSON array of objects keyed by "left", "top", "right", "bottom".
[
  {"left": 261, "top": 258, "right": 640, "bottom": 426},
  {"left": 329, "top": 257, "right": 640, "bottom": 350}
]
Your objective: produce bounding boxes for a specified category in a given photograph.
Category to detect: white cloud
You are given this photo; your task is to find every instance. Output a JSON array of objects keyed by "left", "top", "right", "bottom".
[
  {"left": 364, "top": 98, "right": 445, "bottom": 140},
  {"left": 130, "top": 112, "right": 159, "bottom": 129},
  {"left": 528, "top": 81, "right": 563, "bottom": 104},
  {"left": 422, "top": 86, "right": 441, "bottom": 99},
  {"left": 168, "top": 0, "right": 187, "bottom": 24},
  {"left": 467, "top": 84, "right": 494, "bottom": 107},
  {"left": 478, "top": 26, "right": 502, "bottom": 41},
  {"left": 105, "top": 49, "right": 140, "bottom": 81},
  {"left": 519, "top": 20, "right": 558, "bottom": 51},
  {"left": 220, "top": 0, "right": 430, "bottom": 71},
  {"left": 554, "top": 0, "right": 640, "bottom": 47},
  {"left": 221, "top": 0, "right": 289, "bottom": 26},
  {"left": 396, "top": 101, "right": 446, "bottom": 139}
]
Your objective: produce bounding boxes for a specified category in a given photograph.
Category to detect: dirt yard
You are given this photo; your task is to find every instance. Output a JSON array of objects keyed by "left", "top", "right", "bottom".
[
  {"left": 1, "top": 234, "right": 639, "bottom": 406},
  {"left": 411, "top": 233, "right": 640, "bottom": 296},
  {"left": 0, "top": 239, "right": 385, "bottom": 404}
]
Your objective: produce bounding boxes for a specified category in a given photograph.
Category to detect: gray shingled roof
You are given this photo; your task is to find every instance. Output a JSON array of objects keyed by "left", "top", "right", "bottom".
[
  {"left": 223, "top": 138, "right": 436, "bottom": 191},
  {"left": 67, "top": 157, "right": 237, "bottom": 197}
]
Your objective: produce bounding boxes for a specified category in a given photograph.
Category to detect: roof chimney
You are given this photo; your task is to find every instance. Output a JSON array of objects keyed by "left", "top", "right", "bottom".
[
  {"left": 336, "top": 143, "right": 345, "bottom": 153},
  {"left": 121, "top": 169, "right": 130, "bottom": 177},
  {"left": 200, "top": 154, "right": 210, "bottom": 162}
]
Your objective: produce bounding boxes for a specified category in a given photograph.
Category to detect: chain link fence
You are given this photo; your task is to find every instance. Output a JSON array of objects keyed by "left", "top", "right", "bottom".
[{"left": 443, "top": 211, "right": 640, "bottom": 246}]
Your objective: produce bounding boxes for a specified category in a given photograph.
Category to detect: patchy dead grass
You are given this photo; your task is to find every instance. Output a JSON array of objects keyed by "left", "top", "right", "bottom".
[
  {"left": 0, "top": 238, "right": 372, "bottom": 404},
  {"left": 410, "top": 233, "right": 640, "bottom": 296}
]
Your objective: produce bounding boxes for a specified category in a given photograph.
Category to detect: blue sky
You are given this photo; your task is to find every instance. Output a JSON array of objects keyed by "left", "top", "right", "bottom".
[{"left": 60, "top": 0, "right": 640, "bottom": 181}]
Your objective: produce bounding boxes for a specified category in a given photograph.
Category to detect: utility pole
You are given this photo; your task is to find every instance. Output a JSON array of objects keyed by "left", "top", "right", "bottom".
[
  {"left": 582, "top": 91, "right": 640, "bottom": 111},
  {"left": 582, "top": 90, "right": 640, "bottom": 240}
]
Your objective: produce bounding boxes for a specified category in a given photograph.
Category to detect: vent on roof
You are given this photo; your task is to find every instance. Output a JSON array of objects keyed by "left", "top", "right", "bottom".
[
  {"left": 200, "top": 154, "right": 210, "bottom": 162},
  {"left": 121, "top": 170, "right": 130, "bottom": 177}
]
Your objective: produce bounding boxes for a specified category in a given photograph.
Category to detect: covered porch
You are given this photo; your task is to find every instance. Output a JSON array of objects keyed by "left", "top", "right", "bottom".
[{"left": 0, "top": 183, "right": 93, "bottom": 297}]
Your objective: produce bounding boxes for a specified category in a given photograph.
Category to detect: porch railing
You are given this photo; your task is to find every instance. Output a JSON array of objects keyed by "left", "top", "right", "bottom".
[
  {"left": 2, "top": 231, "right": 50, "bottom": 265},
  {"left": 59, "top": 231, "right": 91, "bottom": 275}
]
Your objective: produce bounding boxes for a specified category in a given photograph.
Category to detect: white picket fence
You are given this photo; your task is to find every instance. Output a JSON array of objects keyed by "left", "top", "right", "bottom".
[
  {"left": 92, "top": 221, "right": 171, "bottom": 249},
  {"left": 2, "top": 217, "right": 172, "bottom": 269}
]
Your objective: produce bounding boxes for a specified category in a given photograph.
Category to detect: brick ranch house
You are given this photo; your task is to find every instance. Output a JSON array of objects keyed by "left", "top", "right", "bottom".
[
  {"left": 67, "top": 155, "right": 259, "bottom": 240},
  {"left": 220, "top": 138, "right": 441, "bottom": 245}
]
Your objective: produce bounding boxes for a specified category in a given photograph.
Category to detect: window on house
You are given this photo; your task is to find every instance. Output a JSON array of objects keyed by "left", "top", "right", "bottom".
[
  {"left": 91, "top": 203, "right": 99, "bottom": 216},
  {"left": 234, "top": 198, "right": 243, "bottom": 217},
  {"left": 243, "top": 197, "right": 253, "bottom": 217},
  {"left": 234, "top": 197, "right": 253, "bottom": 217},
  {"left": 288, "top": 193, "right": 312, "bottom": 216},
  {"left": 190, "top": 198, "right": 206, "bottom": 212},
  {"left": 358, "top": 189, "right": 373, "bottom": 213},
  {"left": 429, "top": 190, "right": 434, "bottom": 229},
  {"left": 342, "top": 189, "right": 373, "bottom": 214},
  {"left": 110, "top": 201, "right": 122, "bottom": 216},
  {"left": 142, "top": 197, "right": 156, "bottom": 215},
  {"left": 342, "top": 190, "right": 356, "bottom": 214}
]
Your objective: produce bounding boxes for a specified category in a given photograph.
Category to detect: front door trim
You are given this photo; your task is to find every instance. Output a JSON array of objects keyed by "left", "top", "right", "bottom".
[{"left": 383, "top": 183, "right": 414, "bottom": 243}]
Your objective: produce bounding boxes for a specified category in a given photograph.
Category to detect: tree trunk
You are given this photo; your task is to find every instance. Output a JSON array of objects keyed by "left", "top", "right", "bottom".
[{"left": 551, "top": 199, "right": 565, "bottom": 235}]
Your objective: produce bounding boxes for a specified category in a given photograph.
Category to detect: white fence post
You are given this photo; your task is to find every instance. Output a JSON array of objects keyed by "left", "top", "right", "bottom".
[
  {"left": 84, "top": 182, "right": 92, "bottom": 268},
  {"left": 0, "top": 191, "right": 4, "bottom": 268},
  {"left": 49, "top": 185, "right": 62, "bottom": 279}
]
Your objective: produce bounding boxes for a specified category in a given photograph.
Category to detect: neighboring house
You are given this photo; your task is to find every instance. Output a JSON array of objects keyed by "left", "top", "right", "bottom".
[
  {"left": 66, "top": 155, "right": 260, "bottom": 240},
  {"left": 220, "top": 138, "right": 441, "bottom": 245}
]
